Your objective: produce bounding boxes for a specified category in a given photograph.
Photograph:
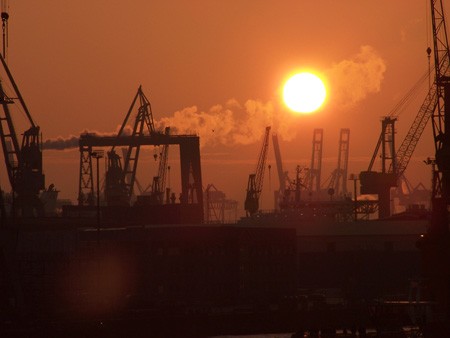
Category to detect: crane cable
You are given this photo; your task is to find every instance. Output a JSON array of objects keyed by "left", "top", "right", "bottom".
[{"left": 388, "top": 69, "right": 430, "bottom": 119}]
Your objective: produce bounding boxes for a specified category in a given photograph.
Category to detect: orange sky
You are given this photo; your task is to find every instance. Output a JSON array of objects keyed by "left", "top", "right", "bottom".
[{"left": 0, "top": 1, "right": 441, "bottom": 214}]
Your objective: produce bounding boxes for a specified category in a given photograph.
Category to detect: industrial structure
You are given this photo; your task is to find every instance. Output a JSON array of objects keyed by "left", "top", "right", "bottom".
[
  {"left": 417, "top": 1, "right": 450, "bottom": 334},
  {"left": 1, "top": 1, "right": 450, "bottom": 336},
  {"left": 0, "top": 45, "right": 45, "bottom": 217},
  {"left": 324, "top": 128, "right": 350, "bottom": 199},
  {"left": 305, "top": 128, "right": 323, "bottom": 196},
  {"left": 244, "top": 126, "right": 271, "bottom": 216},
  {"left": 204, "top": 183, "right": 238, "bottom": 223}
]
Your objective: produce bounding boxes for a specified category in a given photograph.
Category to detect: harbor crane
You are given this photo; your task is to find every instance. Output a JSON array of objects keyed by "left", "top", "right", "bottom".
[
  {"left": 325, "top": 128, "right": 350, "bottom": 199},
  {"left": 0, "top": 46, "right": 45, "bottom": 216},
  {"left": 304, "top": 128, "right": 323, "bottom": 198},
  {"left": 244, "top": 126, "right": 271, "bottom": 216},
  {"left": 107, "top": 86, "right": 156, "bottom": 206},
  {"left": 360, "top": 46, "right": 439, "bottom": 217},
  {"left": 79, "top": 86, "right": 158, "bottom": 207},
  {"left": 272, "top": 133, "right": 289, "bottom": 209},
  {"left": 417, "top": 0, "right": 450, "bottom": 331}
]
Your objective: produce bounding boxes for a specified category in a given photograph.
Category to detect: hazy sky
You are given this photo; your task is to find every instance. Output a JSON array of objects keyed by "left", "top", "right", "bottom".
[{"left": 0, "top": 1, "right": 440, "bottom": 213}]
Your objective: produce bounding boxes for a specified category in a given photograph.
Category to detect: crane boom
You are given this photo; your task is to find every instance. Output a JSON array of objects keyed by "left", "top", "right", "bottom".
[
  {"left": 244, "top": 126, "right": 271, "bottom": 216},
  {"left": 390, "top": 82, "right": 439, "bottom": 176},
  {"left": 101, "top": 86, "right": 156, "bottom": 206},
  {"left": 272, "top": 134, "right": 285, "bottom": 193},
  {"left": 272, "top": 133, "right": 287, "bottom": 209},
  {"left": 255, "top": 126, "right": 271, "bottom": 194}
]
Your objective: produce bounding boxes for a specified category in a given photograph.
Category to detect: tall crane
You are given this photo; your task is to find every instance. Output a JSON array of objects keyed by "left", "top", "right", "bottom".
[
  {"left": 304, "top": 128, "right": 323, "bottom": 196},
  {"left": 416, "top": 0, "right": 450, "bottom": 330},
  {"left": 272, "top": 133, "right": 288, "bottom": 209},
  {"left": 117, "top": 86, "right": 155, "bottom": 202},
  {"left": 360, "top": 117, "right": 397, "bottom": 218},
  {"left": 326, "top": 128, "right": 350, "bottom": 198},
  {"left": 0, "top": 50, "right": 45, "bottom": 216},
  {"left": 360, "top": 64, "right": 439, "bottom": 218},
  {"left": 429, "top": 0, "right": 450, "bottom": 216},
  {"left": 79, "top": 86, "right": 156, "bottom": 205},
  {"left": 244, "top": 126, "right": 271, "bottom": 216}
]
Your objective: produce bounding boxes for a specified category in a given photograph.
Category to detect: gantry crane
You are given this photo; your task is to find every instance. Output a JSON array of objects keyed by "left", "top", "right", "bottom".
[
  {"left": 326, "top": 128, "right": 350, "bottom": 198},
  {"left": 0, "top": 50, "right": 45, "bottom": 216},
  {"left": 244, "top": 126, "right": 271, "bottom": 216},
  {"left": 304, "top": 128, "right": 323, "bottom": 197}
]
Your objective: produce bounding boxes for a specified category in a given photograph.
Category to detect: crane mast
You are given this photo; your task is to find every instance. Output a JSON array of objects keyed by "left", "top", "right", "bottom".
[
  {"left": 327, "top": 128, "right": 350, "bottom": 197},
  {"left": 415, "top": 1, "right": 450, "bottom": 332},
  {"left": 305, "top": 128, "right": 323, "bottom": 196},
  {"left": 430, "top": 0, "right": 450, "bottom": 210},
  {"left": 244, "top": 126, "right": 271, "bottom": 216}
]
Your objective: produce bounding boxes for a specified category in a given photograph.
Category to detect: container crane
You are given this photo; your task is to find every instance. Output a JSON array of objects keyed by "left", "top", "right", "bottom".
[
  {"left": 326, "top": 128, "right": 350, "bottom": 198},
  {"left": 304, "top": 128, "right": 323, "bottom": 197},
  {"left": 244, "top": 126, "right": 271, "bottom": 216}
]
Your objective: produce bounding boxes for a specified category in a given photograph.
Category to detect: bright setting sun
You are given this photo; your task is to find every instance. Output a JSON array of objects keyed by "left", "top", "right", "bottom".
[{"left": 283, "top": 72, "right": 327, "bottom": 114}]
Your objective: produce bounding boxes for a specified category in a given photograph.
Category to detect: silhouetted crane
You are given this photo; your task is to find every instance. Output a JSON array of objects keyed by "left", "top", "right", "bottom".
[
  {"left": 0, "top": 51, "right": 45, "bottom": 216},
  {"left": 244, "top": 126, "right": 271, "bottom": 216}
]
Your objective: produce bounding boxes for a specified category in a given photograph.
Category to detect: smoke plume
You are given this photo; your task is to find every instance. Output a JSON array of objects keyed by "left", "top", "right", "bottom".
[
  {"left": 42, "top": 126, "right": 133, "bottom": 150},
  {"left": 326, "top": 45, "right": 386, "bottom": 109},
  {"left": 44, "top": 46, "right": 386, "bottom": 150},
  {"left": 156, "top": 99, "right": 300, "bottom": 147}
]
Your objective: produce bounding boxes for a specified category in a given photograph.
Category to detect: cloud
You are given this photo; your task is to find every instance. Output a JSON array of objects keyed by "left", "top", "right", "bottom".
[{"left": 326, "top": 45, "right": 386, "bottom": 109}]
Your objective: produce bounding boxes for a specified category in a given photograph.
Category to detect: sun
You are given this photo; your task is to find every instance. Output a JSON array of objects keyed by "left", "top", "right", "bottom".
[{"left": 283, "top": 72, "right": 327, "bottom": 113}]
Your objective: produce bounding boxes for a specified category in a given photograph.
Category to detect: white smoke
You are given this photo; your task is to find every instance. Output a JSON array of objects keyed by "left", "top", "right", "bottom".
[
  {"left": 326, "top": 45, "right": 387, "bottom": 109},
  {"left": 156, "top": 99, "right": 301, "bottom": 147},
  {"left": 44, "top": 46, "right": 386, "bottom": 150},
  {"left": 42, "top": 125, "right": 133, "bottom": 150}
]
